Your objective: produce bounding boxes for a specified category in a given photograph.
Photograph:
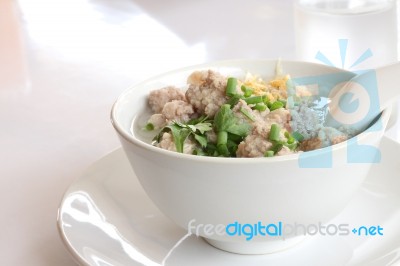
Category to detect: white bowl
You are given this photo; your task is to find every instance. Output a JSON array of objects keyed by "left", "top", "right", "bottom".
[{"left": 111, "top": 60, "right": 390, "bottom": 254}]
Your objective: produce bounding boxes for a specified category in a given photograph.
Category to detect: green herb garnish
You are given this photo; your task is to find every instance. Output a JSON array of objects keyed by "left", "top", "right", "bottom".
[
  {"left": 269, "top": 101, "right": 284, "bottom": 111},
  {"left": 227, "top": 94, "right": 244, "bottom": 107},
  {"left": 264, "top": 150, "right": 274, "bottom": 157},
  {"left": 153, "top": 117, "right": 212, "bottom": 153},
  {"left": 226, "top": 77, "right": 238, "bottom": 97},
  {"left": 265, "top": 124, "right": 303, "bottom": 157},
  {"left": 214, "top": 104, "right": 251, "bottom": 137},
  {"left": 254, "top": 103, "right": 267, "bottom": 111},
  {"left": 240, "top": 107, "right": 256, "bottom": 122},
  {"left": 214, "top": 104, "right": 251, "bottom": 157},
  {"left": 291, "top": 131, "right": 305, "bottom": 142},
  {"left": 244, "top": 96, "right": 264, "bottom": 105},
  {"left": 144, "top": 122, "right": 154, "bottom": 131},
  {"left": 269, "top": 124, "right": 281, "bottom": 142},
  {"left": 241, "top": 85, "right": 254, "bottom": 98}
]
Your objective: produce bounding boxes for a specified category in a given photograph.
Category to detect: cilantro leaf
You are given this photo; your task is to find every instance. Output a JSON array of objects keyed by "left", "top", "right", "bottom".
[
  {"left": 194, "top": 134, "right": 208, "bottom": 148},
  {"left": 166, "top": 124, "right": 191, "bottom": 153},
  {"left": 194, "top": 123, "right": 212, "bottom": 134},
  {"left": 153, "top": 118, "right": 213, "bottom": 153},
  {"left": 214, "top": 104, "right": 251, "bottom": 137}
]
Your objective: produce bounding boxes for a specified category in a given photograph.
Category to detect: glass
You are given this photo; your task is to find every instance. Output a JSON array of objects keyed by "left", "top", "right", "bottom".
[{"left": 294, "top": 0, "right": 398, "bottom": 70}]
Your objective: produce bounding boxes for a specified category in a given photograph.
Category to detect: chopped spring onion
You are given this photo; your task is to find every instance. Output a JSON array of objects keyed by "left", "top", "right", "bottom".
[
  {"left": 287, "top": 136, "right": 295, "bottom": 145},
  {"left": 227, "top": 94, "right": 243, "bottom": 107},
  {"left": 217, "top": 130, "right": 228, "bottom": 146},
  {"left": 285, "top": 142, "right": 297, "bottom": 151},
  {"left": 269, "top": 124, "right": 280, "bottom": 142},
  {"left": 284, "top": 131, "right": 295, "bottom": 144},
  {"left": 241, "top": 85, "right": 254, "bottom": 97},
  {"left": 254, "top": 103, "right": 267, "bottom": 111},
  {"left": 145, "top": 123, "right": 154, "bottom": 131},
  {"left": 262, "top": 95, "right": 270, "bottom": 104},
  {"left": 284, "top": 131, "right": 290, "bottom": 138},
  {"left": 240, "top": 107, "right": 256, "bottom": 122},
  {"left": 217, "top": 131, "right": 229, "bottom": 156},
  {"left": 244, "top": 96, "right": 264, "bottom": 105},
  {"left": 269, "top": 101, "right": 284, "bottom": 111},
  {"left": 264, "top": 150, "right": 274, "bottom": 157},
  {"left": 292, "top": 131, "right": 305, "bottom": 142},
  {"left": 226, "top": 77, "right": 238, "bottom": 97},
  {"left": 270, "top": 143, "right": 283, "bottom": 153},
  {"left": 283, "top": 131, "right": 301, "bottom": 150}
]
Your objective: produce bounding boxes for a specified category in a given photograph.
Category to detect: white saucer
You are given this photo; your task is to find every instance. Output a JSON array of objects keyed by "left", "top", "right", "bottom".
[{"left": 58, "top": 136, "right": 400, "bottom": 266}]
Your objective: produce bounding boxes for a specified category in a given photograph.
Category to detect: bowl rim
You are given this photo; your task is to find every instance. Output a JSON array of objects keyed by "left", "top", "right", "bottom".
[{"left": 110, "top": 59, "right": 391, "bottom": 164}]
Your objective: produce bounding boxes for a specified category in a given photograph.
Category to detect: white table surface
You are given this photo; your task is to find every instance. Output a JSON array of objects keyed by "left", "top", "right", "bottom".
[{"left": 1, "top": 0, "right": 399, "bottom": 265}]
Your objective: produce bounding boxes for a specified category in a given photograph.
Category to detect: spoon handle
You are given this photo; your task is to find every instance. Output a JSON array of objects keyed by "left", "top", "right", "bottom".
[
  {"left": 326, "top": 62, "right": 400, "bottom": 132},
  {"left": 375, "top": 62, "right": 400, "bottom": 111}
]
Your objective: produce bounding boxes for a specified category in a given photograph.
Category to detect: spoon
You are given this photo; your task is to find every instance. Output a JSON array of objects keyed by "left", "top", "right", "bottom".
[{"left": 326, "top": 62, "right": 400, "bottom": 132}]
